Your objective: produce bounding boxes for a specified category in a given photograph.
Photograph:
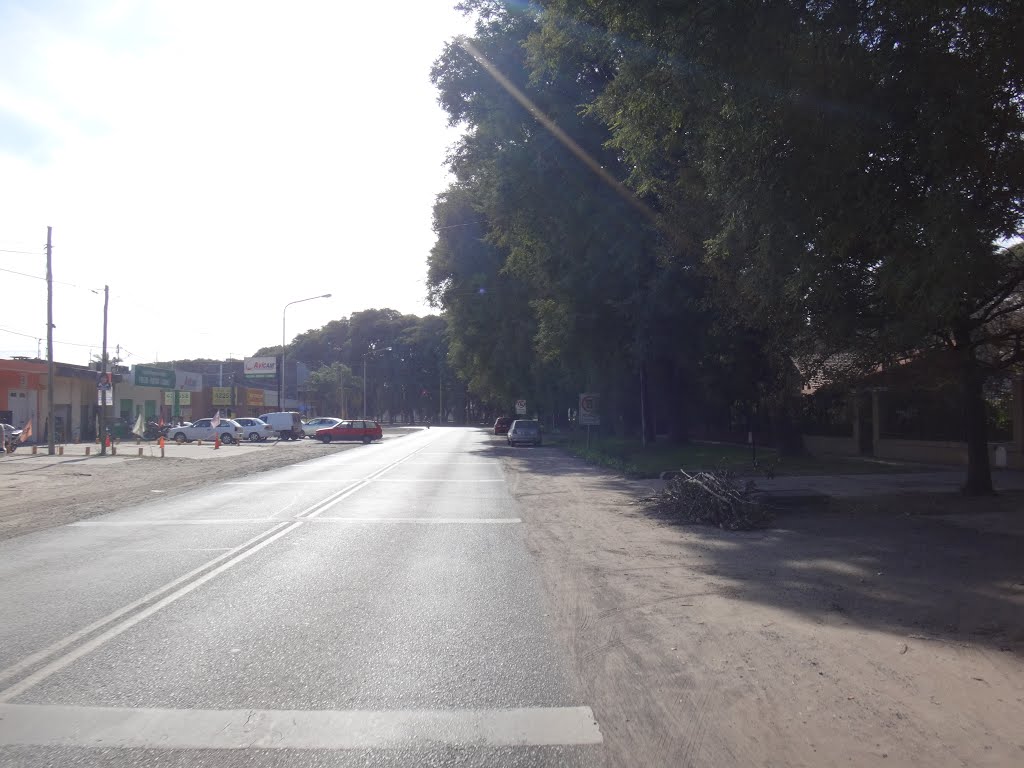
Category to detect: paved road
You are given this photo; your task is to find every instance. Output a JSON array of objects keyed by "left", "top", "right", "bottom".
[{"left": 0, "top": 428, "right": 602, "bottom": 767}]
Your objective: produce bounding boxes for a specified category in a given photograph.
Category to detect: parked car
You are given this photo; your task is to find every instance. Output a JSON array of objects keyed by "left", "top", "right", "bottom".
[
  {"left": 258, "top": 411, "right": 304, "bottom": 440},
  {"left": 169, "top": 418, "right": 244, "bottom": 444},
  {"left": 493, "top": 417, "right": 513, "bottom": 435},
  {"left": 302, "top": 417, "right": 342, "bottom": 438},
  {"left": 507, "top": 419, "right": 542, "bottom": 446},
  {"left": 315, "top": 419, "right": 382, "bottom": 444},
  {"left": 233, "top": 417, "right": 275, "bottom": 442}
]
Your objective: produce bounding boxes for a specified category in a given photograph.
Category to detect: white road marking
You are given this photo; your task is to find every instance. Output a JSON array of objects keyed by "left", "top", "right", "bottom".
[
  {"left": 309, "top": 517, "right": 521, "bottom": 524},
  {"left": 0, "top": 521, "right": 303, "bottom": 703},
  {"left": 0, "top": 703, "right": 603, "bottom": 749},
  {"left": 1, "top": 439, "right": 439, "bottom": 699},
  {"left": 0, "top": 523, "right": 291, "bottom": 687}
]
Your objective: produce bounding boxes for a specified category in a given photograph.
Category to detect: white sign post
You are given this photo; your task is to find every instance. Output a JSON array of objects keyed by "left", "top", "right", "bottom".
[
  {"left": 579, "top": 393, "right": 600, "bottom": 448},
  {"left": 515, "top": 399, "right": 527, "bottom": 416}
]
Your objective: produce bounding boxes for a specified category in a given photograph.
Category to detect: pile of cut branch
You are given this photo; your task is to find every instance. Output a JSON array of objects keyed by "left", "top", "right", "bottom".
[{"left": 637, "top": 469, "right": 773, "bottom": 530}]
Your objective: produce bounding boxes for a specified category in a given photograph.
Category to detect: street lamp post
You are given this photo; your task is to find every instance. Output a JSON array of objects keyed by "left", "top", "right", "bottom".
[{"left": 281, "top": 294, "right": 331, "bottom": 411}]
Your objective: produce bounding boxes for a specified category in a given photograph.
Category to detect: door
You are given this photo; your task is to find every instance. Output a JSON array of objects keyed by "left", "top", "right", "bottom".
[{"left": 8, "top": 390, "right": 31, "bottom": 428}]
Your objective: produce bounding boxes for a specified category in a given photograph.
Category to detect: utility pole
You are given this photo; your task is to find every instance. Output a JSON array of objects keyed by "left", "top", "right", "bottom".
[
  {"left": 99, "top": 285, "right": 109, "bottom": 455},
  {"left": 362, "top": 356, "right": 367, "bottom": 417},
  {"left": 438, "top": 360, "right": 443, "bottom": 425},
  {"left": 46, "top": 227, "right": 55, "bottom": 455}
]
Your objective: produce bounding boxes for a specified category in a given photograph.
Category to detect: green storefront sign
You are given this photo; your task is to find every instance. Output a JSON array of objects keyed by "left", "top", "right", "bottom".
[{"left": 134, "top": 365, "right": 176, "bottom": 388}]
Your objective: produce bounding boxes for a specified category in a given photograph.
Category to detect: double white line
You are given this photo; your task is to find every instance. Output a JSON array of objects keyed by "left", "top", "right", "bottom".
[{"left": 0, "top": 441, "right": 431, "bottom": 702}]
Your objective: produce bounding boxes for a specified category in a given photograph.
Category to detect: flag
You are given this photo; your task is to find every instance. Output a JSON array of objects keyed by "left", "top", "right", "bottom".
[
  {"left": 132, "top": 413, "right": 145, "bottom": 438},
  {"left": 212, "top": 410, "right": 221, "bottom": 428},
  {"left": 19, "top": 419, "right": 32, "bottom": 443}
]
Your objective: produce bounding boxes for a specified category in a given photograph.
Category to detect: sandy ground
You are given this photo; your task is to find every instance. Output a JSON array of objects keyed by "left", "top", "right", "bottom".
[{"left": 502, "top": 447, "right": 1024, "bottom": 768}]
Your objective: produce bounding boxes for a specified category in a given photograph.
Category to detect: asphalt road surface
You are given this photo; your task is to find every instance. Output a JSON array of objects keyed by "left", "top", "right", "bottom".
[{"left": 0, "top": 428, "right": 603, "bottom": 767}]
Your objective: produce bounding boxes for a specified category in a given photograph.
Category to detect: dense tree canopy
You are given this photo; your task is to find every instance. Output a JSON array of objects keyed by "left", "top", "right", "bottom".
[{"left": 427, "top": 0, "right": 1023, "bottom": 491}]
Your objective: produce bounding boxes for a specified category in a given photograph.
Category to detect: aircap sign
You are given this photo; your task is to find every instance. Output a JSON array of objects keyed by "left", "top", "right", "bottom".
[{"left": 244, "top": 356, "right": 277, "bottom": 377}]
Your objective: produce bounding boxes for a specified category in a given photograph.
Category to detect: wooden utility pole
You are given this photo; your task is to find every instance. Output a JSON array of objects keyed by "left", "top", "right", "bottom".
[
  {"left": 46, "top": 227, "right": 55, "bottom": 455},
  {"left": 99, "top": 285, "right": 109, "bottom": 455}
]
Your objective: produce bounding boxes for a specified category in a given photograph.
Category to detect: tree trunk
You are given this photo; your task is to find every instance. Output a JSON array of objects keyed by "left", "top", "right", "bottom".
[
  {"left": 667, "top": 364, "right": 690, "bottom": 444},
  {"left": 960, "top": 344, "right": 994, "bottom": 495},
  {"left": 640, "top": 361, "right": 656, "bottom": 444}
]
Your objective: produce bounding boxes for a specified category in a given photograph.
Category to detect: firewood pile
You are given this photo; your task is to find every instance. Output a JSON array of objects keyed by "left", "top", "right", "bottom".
[{"left": 637, "top": 469, "right": 773, "bottom": 530}]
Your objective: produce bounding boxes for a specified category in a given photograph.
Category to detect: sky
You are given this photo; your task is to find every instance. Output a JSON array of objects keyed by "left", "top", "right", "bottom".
[{"left": 0, "top": 0, "right": 474, "bottom": 365}]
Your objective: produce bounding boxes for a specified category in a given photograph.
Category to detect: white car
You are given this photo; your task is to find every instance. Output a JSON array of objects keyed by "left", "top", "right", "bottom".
[
  {"left": 233, "top": 417, "right": 276, "bottom": 442},
  {"left": 169, "top": 418, "right": 244, "bottom": 444},
  {"left": 302, "top": 417, "right": 342, "bottom": 438}
]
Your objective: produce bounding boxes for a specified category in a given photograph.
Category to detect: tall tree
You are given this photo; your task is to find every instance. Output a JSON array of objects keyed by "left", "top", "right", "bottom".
[{"left": 531, "top": 0, "right": 1024, "bottom": 490}]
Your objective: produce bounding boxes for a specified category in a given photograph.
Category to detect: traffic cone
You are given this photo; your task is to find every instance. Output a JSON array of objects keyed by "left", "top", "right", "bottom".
[
  {"left": 159, "top": 435, "right": 165, "bottom": 449},
  {"left": 214, "top": 434, "right": 220, "bottom": 450},
  {"left": 105, "top": 434, "right": 111, "bottom": 448}
]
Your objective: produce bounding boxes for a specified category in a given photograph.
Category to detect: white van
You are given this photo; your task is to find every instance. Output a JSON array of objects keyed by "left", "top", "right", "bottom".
[{"left": 258, "top": 411, "right": 303, "bottom": 440}]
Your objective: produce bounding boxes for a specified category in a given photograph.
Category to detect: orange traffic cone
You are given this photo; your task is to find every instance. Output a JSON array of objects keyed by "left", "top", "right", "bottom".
[
  {"left": 214, "top": 434, "right": 220, "bottom": 450},
  {"left": 105, "top": 434, "right": 111, "bottom": 448}
]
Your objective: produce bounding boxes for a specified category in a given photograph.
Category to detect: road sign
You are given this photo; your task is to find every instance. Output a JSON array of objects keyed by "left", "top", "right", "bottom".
[
  {"left": 579, "top": 393, "right": 600, "bottom": 426},
  {"left": 515, "top": 399, "right": 527, "bottom": 415}
]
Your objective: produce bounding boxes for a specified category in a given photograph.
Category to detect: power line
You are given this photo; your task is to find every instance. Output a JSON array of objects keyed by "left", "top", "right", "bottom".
[
  {"left": 0, "top": 248, "right": 43, "bottom": 255},
  {"left": 0, "top": 265, "right": 102, "bottom": 292},
  {"left": 0, "top": 265, "right": 46, "bottom": 281},
  {"left": 0, "top": 326, "right": 99, "bottom": 349}
]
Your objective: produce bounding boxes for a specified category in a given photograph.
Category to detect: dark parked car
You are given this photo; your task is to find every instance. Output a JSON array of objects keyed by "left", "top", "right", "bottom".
[
  {"left": 493, "top": 417, "right": 513, "bottom": 435},
  {"left": 507, "top": 419, "right": 542, "bottom": 447}
]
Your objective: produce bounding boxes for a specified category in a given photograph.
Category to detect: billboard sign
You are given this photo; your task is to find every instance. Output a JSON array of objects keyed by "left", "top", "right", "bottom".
[
  {"left": 175, "top": 371, "right": 203, "bottom": 392},
  {"left": 244, "top": 356, "right": 277, "bottom": 378},
  {"left": 133, "top": 365, "right": 175, "bottom": 388},
  {"left": 579, "top": 393, "right": 600, "bottom": 426},
  {"left": 246, "top": 389, "right": 265, "bottom": 407},
  {"left": 211, "top": 387, "right": 232, "bottom": 406}
]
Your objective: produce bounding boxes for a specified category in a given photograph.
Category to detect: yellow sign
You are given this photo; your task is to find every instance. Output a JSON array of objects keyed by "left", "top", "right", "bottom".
[
  {"left": 211, "top": 387, "right": 232, "bottom": 406},
  {"left": 163, "top": 391, "right": 191, "bottom": 405},
  {"left": 246, "top": 389, "right": 264, "bottom": 407}
]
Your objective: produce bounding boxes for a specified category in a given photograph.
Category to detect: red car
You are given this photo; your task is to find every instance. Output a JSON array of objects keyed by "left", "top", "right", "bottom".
[
  {"left": 315, "top": 419, "right": 383, "bottom": 444},
  {"left": 493, "top": 417, "right": 513, "bottom": 435}
]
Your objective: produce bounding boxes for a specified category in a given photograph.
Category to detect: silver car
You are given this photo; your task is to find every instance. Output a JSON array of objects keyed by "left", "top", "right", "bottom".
[
  {"left": 234, "top": 417, "right": 276, "bottom": 442},
  {"left": 169, "top": 418, "right": 243, "bottom": 444},
  {"left": 507, "top": 419, "right": 542, "bottom": 447}
]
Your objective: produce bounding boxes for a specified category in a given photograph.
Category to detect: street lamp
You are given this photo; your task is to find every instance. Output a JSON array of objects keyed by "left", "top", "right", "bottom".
[{"left": 281, "top": 294, "right": 331, "bottom": 411}]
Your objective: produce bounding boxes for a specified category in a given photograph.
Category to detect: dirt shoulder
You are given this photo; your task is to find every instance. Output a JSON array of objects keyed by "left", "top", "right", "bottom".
[
  {"left": 0, "top": 430, "right": 419, "bottom": 541},
  {"left": 501, "top": 444, "right": 1024, "bottom": 768}
]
